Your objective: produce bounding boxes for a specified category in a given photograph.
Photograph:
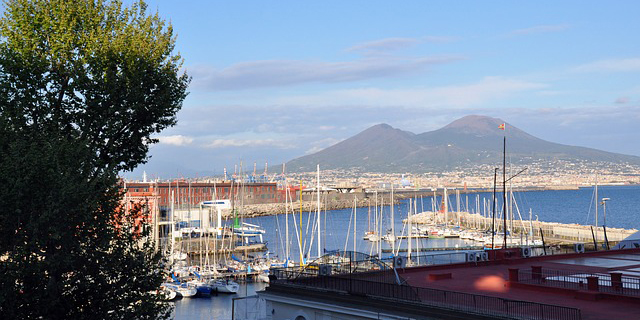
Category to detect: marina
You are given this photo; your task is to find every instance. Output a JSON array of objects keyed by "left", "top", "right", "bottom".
[{"left": 160, "top": 185, "right": 640, "bottom": 319}]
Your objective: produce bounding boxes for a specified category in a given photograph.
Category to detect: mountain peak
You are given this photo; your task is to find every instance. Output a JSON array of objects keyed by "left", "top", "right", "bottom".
[
  {"left": 367, "top": 123, "right": 394, "bottom": 130},
  {"left": 286, "top": 115, "right": 640, "bottom": 172},
  {"left": 443, "top": 115, "right": 506, "bottom": 134},
  {"left": 360, "top": 123, "right": 415, "bottom": 137}
]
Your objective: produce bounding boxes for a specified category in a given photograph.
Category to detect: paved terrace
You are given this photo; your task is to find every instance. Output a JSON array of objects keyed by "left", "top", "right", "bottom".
[{"left": 399, "top": 248, "right": 640, "bottom": 320}]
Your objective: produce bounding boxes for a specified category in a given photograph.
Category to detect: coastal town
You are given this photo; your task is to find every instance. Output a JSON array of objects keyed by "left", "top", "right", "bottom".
[
  {"left": 126, "top": 158, "right": 640, "bottom": 197},
  {"left": 289, "top": 159, "right": 640, "bottom": 190}
]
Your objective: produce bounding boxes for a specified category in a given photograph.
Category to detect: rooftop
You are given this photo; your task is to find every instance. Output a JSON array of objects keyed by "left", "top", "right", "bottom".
[
  {"left": 402, "top": 249, "right": 640, "bottom": 319},
  {"left": 267, "top": 248, "right": 640, "bottom": 319}
]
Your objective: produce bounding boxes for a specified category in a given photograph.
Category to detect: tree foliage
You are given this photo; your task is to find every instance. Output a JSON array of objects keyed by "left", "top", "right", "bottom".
[{"left": 0, "top": 0, "right": 189, "bottom": 318}]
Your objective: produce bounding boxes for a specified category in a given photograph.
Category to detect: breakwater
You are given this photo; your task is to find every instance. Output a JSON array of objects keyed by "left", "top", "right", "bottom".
[
  {"left": 218, "top": 187, "right": 584, "bottom": 219},
  {"left": 220, "top": 199, "right": 369, "bottom": 219},
  {"left": 407, "top": 210, "right": 637, "bottom": 244}
]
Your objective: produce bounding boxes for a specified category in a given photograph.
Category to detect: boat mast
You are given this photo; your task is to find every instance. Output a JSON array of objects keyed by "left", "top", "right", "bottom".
[
  {"left": 240, "top": 162, "right": 247, "bottom": 260},
  {"left": 391, "top": 183, "right": 395, "bottom": 254},
  {"left": 199, "top": 203, "right": 203, "bottom": 269},
  {"left": 408, "top": 199, "right": 412, "bottom": 260},
  {"left": 595, "top": 175, "right": 599, "bottom": 242},
  {"left": 491, "top": 168, "right": 498, "bottom": 250},
  {"left": 378, "top": 196, "right": 383, "bottom": 258},
  {"left": 170, "top": 190, "right": 175, "bottom": 266},
  {"left": 456, "top": 189, "right": 461, "bottom": 227},
  {"left": 316, "top": 164, "right": 321, "bottom": 258},
  {"left": 414, "top": 194, "right": 419, "bottom": 265},
  {"left": 432, "top": 189, "right": 436, "bottom": 213},
  {"left": 375, "top": 190, "right": 378, "bottom": 239},
  {"left": 476, "top": 194, "right": 480, "bottom": 228},
  {"left": 354, "top": 197, "right": 357, "bottom": 253},
  {"left": 299, "top": 179, "right": 303, "bottom": 265},
  {"left": 282, "top": 163, "right": 288, "bottom": 263},
  {"left": 444, "top": 187, "right": 448, "bottom": 228}
]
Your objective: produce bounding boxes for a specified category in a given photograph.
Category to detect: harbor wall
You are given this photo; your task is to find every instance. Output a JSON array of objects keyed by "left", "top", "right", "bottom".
[{"left": 407, "top": 211, "right": 637, "bottom": 244}]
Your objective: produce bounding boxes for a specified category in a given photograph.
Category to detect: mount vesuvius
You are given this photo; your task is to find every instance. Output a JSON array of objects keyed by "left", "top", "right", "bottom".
[{"left": 286, "top": 115, "right": 640, "bottom": 173}]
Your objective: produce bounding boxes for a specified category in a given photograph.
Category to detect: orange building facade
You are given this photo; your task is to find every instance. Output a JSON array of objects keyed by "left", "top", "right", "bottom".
[{"left": 123, "top": 181, "right": 283, "bottom": 208}]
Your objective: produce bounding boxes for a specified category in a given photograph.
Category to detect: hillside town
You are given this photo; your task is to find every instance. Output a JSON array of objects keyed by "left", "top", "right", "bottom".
[
  {"left": 298, "top": 159, "right": 640, "bottom": 191},
  {"left": 127, "top": 159, "right": 640, "bottom": 195}
]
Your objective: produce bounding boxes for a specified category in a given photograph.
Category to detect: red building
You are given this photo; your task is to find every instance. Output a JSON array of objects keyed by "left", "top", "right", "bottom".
[{"left": 123, "top": 180, "right": 282, "bottom": 207}]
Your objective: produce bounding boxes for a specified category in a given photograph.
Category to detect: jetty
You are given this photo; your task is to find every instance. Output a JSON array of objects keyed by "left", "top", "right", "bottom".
[{"left": 407, "top": 210, "right": 637, "bottom": 245}]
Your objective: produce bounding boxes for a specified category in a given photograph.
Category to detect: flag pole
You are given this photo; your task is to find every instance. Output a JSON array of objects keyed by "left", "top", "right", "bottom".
[
  {"left": 503, "top": 134, "right": 507, "bottom": 249},
  {"left": 497, "top": 122, "right": 507, "bottom": 249}
]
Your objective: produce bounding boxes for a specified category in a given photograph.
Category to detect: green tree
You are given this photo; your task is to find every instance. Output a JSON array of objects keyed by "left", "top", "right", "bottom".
[{"left": 0, "top": 0, "right": 189, "bottom": 319}]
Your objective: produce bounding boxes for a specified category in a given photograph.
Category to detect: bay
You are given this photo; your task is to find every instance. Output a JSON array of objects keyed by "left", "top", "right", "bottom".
[{"left": 244, "top": 185, "right": 640, "bottom": 261}]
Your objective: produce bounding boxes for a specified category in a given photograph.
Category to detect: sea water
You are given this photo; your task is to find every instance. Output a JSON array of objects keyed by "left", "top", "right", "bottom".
[
  {"left": 246, "top": 185, "right": 640, "bottom": 260},
  {"left": 172, "top": 282, "right": 266, "bottom": 319}
]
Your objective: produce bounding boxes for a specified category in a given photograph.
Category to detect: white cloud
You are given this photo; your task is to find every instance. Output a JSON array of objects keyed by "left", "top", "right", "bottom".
[
  {"left": 157, "top": 135, "right": 194, "bottom": 146},
  {"left": 507, "top": 24, "right": 570, "bottom": 37},
  {"left": 573, "top": 58, "right": 640, "bottom": 73},
  {"left": 275, "top": 76, "right": 545, "bottom": 108},
  {"left": 204, "top": 139, "right": 294, "bottom": 149},
  {"left": 346, "top": 36, "right": 457, "bottom": 54},
  {"left": 189, "top": 55, "right": 463, "bottom": 91}
]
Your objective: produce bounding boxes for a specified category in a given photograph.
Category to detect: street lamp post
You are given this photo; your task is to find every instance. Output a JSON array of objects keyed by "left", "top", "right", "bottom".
[
  {"left": 601, "top": 198, "right": 610, "bottom": 227},
  {"left": 601, "top": 198, "right": 610, "bottom": 250}
]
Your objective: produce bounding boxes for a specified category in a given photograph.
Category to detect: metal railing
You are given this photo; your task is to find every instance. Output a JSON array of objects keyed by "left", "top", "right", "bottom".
[
  {"left": 519, "top": 267, "right": 640, "bottom": 297},
  {"left": 381, "top": 251, "right": 469, "bottom": 267},
  {"left": 271, "top": 268, "right": 581, "bottom": 320},
  {"left": 273, "top": 250, "right": 473, "bottom": 288}
]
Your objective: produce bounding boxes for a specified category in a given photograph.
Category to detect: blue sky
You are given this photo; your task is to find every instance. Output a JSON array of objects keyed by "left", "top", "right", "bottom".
[{"left": 130, "top": 0, "right": 640, "bottom": 179}]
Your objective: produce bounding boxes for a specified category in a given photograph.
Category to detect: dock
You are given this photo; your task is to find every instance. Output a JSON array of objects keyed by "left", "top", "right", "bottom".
[{"left": 172, "top": 237, "right": 267, "bottom": 257}]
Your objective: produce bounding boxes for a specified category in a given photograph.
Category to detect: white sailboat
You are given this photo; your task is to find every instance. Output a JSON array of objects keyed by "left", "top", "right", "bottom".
[
  {"left": 150, "top": 285, "right": 179, "bottom": 301},
  {"left": 163, "top": 282, "right": 197, "bottom": 298},
  {"left": 208, "top": 278, "right": 240, "bottom": 294}
]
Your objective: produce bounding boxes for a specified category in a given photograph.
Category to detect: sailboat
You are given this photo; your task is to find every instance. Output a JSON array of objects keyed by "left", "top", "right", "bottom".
[
  {"left": 208, "top": 278, "right": 240, "bottom": 294},
  {"left": 381, "top": 184, "right": 396, "bottom": 245},
  {"left": 363, "top": 194, "right": 379, "bottom": 241},
  {"left": 151, "top": 285, "right": 179, "bottom": 301},
  {"left": 162, "top": 280, "right": 197, "bottom": 298}
]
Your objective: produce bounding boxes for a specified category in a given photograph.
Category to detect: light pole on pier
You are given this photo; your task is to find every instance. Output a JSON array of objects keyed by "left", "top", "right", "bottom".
[{"left": 601, "top": 198, "right": 610, "bottom": 227}]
